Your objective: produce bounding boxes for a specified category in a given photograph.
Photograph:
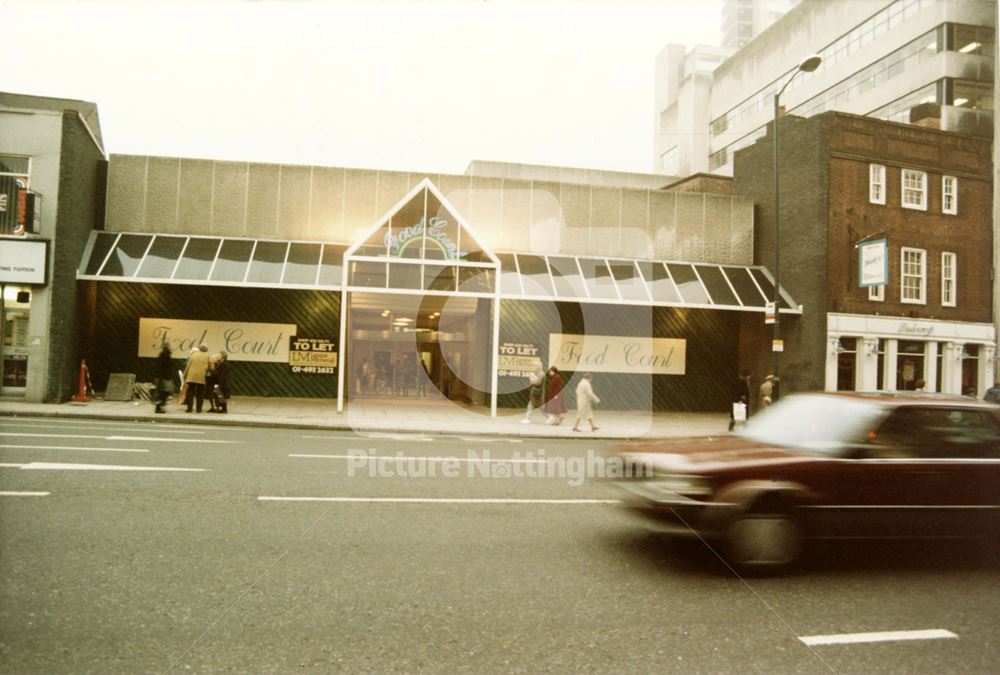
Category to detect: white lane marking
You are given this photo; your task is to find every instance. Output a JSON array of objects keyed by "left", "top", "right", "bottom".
[
  {"left": 452, "top": 436, "right": 523, "bottom": 444},
  {"left": 300, "top": 433, "right": 435, "bottom": 442},
  {"left": 15, "top": 462, "right": 207, "bottom": 472},
  {"left": 1, "top": 445, "right": 149, "bottom": 453},
  {"left": 0, "top": 463, "right": 25, "bottom": 468},
  {"left": 0, "top": 421, "right": 206, "bottom": 434},
  {"left": 799, "top": 629, "right": 958, "bottom": 647},
  {"left": 0, "top": 433, "right": 235, "bottom": 444},
  {"left": 290, "top": 453, "right": 549, "bottom": 464},
  {"left": 105, "top": 435, "right": 236, "bottom": 444},
  {"left": 259, "top": 496, "right": 620, "bottom": 504},
  {"left": 0, "top": 491, "right": 50, "bottom": 497}
]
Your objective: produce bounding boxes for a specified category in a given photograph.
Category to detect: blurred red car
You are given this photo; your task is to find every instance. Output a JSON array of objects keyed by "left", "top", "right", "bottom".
[{"left": 614, "top": 392, "right": 1000, "bottom": 572}]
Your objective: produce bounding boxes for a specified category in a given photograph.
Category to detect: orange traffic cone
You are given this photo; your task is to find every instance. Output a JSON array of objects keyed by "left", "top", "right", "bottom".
[{"left": 72, "top": 359, "right": 92, "bottom": 402}]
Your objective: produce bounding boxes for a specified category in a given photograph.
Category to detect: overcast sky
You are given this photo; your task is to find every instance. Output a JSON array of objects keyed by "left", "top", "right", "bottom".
[{"left": 4, "top": 0, "right": 722, "bottom": 175}]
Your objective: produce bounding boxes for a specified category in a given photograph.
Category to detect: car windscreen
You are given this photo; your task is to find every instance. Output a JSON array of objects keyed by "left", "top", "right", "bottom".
[{"left": 737, "top": 395, "right": 884, "bottom": 454}]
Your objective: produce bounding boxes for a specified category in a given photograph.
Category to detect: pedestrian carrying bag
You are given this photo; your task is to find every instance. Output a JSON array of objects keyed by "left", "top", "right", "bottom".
[{"left": 732, "top": 402, "right": 747, "bottom": 422}]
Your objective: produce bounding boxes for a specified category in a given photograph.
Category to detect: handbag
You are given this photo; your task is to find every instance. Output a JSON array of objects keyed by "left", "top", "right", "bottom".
[{"left": 732, "top": 402, "right": 747, "bottom": 422}]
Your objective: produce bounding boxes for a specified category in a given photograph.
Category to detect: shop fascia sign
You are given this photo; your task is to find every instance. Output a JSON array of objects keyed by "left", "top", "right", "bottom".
[
  {"left": 858, "top": 238, "right": 888, "bottom": 288},
  {"left": 137, "top": 318, "right": 297, "bottom": 362},
  {"left": 0, "top": 237, "right": 47, "bottom": 285},
  {"left": 384, "top": 216, "right": 466, "bottom": 260},
  {"left": 548, "top": 334, "right": 686, "bottom": 375}
]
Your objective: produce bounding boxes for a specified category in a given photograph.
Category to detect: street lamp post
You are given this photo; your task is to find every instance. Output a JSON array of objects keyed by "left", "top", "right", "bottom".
[{"left": 771, "top": 53, "right": 821, "bottom": 401}]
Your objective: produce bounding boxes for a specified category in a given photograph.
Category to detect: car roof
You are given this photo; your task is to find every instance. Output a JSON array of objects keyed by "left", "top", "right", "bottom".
[{"left": 793, "top": 391, "right": 992, "bottom": 409}]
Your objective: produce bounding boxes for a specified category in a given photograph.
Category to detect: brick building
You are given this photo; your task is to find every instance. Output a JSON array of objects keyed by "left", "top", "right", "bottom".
[{"left": 734, "top": 110, "right": 994, "bottom": 396}]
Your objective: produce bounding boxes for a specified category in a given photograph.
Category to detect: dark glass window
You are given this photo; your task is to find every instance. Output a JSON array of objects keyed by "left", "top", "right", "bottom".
[
  {"left": 388, "top": 262, "right": 423, "bottom": 290},
  {"left": 579, "top": 258, "right": 617, "bottom": 299},
  {"left": 246, "top": 241, "right": 288, "bottom": 284},
  {"left": 283, "top": 243, "right": 322, "bottom": 285},
  {"left": 497, "top": 254, "right": 522, "bottom": 295},
  {"left": 724, "top": 267, "right": 766, "bottom": 307},
  {"left": 210, "top": 239, "right": 254, "bottom": 282},
  {"left": 609, "top": 260, "right": 649, "bottom": 301},
  {"left": 137, "top": 236, "right": 186, "bottom": 279},
  {"left": 174, "top": 238, "right": 221, "bottom": 280},
  {"left": 548, "top": 257, "right": 588, "bottom": 298},
  {"left": 516, "top": 255, "right": 554, "bottom": 296},
  {"left": 638, "top": 262, "right": 680, "bottom": 304},
  {"left": 667, "top": 263, "right": 710, "bottom": 304},
  {"left": 349, "top": 260, "right": 387, "bottom": 288},
  {"left": 388, "top": 189, "right": 428, "bottom": 260},
  {"left": 318, "top": 245, "right": 346, "bottom": 287},
  {"left": 750, "top": 268, "right": 793, "bottom": 309},
  {"left": 458, "top": 267, "right": 495, "bottom": 294},
  {"left": 696, "top": 265, "right": 738, "bottom": 305},
  {"left": 83, "top": 232, "right": 120, "bottom": 275},
  {"left": 424, "top": 191, "right": 460, "bottom": 261},
  {"left": 424, "top": 265, "right": 457, "bottom": 292},
  {"left": 100, "top": 234, "right": 152, "bottom": 277}
]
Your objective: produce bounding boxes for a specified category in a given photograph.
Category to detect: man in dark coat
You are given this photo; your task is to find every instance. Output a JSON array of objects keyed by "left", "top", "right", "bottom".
[
  {"left": 212, "top": 351, "right": 231, "bottom": 413},
  {"left": 154, "top": 343, "right": 173, "bottom": 414},
  {"left": 729, "top": 369, "right": 751, "bottom": 431}
]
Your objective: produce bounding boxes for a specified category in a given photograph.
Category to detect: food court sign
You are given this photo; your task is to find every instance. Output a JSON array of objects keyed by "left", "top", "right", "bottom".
[
  {"left": 138, "top": 318, "right": 297, "bottom": 362},
  {"left": 549, "top": 334, "right": 686, "bottom": 375},
  {"left": 385, "top": 216, "right": 466, "bottom": 260}
]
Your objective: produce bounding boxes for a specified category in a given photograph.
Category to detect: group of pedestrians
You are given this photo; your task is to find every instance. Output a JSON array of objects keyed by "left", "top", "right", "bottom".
[
  {"left": 154, "top": 343, "right": 231, "bottom": 414},
  {"left": 521, "top": 366, "right": 601, "bottom": 432},
  {"left": 729, "top": 368, "right": 776, "bottom": 431}
]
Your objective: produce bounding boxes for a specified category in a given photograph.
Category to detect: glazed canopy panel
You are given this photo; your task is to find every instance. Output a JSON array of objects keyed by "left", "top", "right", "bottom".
[{"left": 77, "top": 231, "right": 799, "bottom": 312}]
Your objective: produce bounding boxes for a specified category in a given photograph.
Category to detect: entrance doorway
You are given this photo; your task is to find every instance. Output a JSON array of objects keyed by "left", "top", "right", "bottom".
[{"left": 346, "top": 292, "right": 484, "bottom": 404}]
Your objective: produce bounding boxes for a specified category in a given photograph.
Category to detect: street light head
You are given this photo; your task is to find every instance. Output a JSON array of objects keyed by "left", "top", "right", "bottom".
[{"left": 799, "top": 54, "right": 822, "bottom": 73}]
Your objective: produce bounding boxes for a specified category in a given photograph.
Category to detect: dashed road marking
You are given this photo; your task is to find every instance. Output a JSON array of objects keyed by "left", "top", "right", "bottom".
[
  {"left": 259, "top": 496, "right": 620, "bottom": 504},
  {"left": 290, "top": 453, "right": 549, "bottom": 464},
  {"left": 3, "top": 462, "right": 207, "bottom": 472},
  {"left": 1, "top": 445, "right": 149, "bottom": 453},
  {"left": 799, "top": 629, "right": 958, "bottom": 647},
  {"left": 0, "top": 433, "right": 236, "bottom": 444},
  {"left": 0, "top": 491, "right": 50, "bottom": 497}
]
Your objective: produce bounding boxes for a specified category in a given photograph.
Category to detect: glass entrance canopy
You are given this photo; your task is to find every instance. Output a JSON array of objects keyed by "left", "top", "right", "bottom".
[{"left": 78, "top": 231, "right": 798, "bottom": 313}]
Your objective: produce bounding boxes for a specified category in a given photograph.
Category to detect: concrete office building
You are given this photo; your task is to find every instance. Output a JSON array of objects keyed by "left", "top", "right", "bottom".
[
  {"left": 654, "top": 0, "right": 995, "bottom": 177},
  {"left": 723, "top": 0, "right": 801, "bottom": 50}
]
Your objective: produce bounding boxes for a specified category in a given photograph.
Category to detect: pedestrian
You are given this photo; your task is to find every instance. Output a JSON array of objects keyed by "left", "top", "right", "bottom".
[
  {"left": 521, "top": 365, "right": 545, "bottom": 424},
  {"left": 544, "top": 366, "right": 566, "bottom": 425},
  {"left": 212, "top": 351, "right": 230, "bottom": 413},
  {"left": 758, "top": 374, "right": 774, "bottom": 411},
  {"left": 729, "top": 368, "right": 751, "bottom": 431},
  {"left": 572, "top": 372, "right": 600, "bottom": 432},
  {"left": 154, "top": 342, "right": 174, "bottom": 414},
  {"left": 984, "top": 381, "right": 1000, "bottom": 404},
  {"left": 183, "top": 343, "right": 213, "bottom": 413}
]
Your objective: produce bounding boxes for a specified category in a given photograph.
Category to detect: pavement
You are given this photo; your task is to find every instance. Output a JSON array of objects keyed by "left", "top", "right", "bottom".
[{"left": 0, "top": 395, "right": 729, "bottom": 439}]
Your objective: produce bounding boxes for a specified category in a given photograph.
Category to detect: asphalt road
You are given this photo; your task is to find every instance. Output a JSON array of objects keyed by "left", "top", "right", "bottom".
[{"left": 1, "top": 416, "right": 998, "bottom": 674}]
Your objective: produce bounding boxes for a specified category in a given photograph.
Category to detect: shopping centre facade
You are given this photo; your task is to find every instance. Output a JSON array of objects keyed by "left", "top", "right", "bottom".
[{"left": 3, "top": 92, "right": 995, "bottom": 412}]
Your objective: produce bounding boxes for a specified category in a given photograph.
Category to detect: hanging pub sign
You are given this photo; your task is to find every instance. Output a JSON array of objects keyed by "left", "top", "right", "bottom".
[
  {"left": 549, "top": 334, "right": 686, "bottom": 375},
  {"left": 858, "top": 238, "right": 889, "bottom": 287},
  {"left": 288, "top": 337, "right": 338, "bottom": 375},
  {"left": 497, "top": 341, "right": 543, "bottom": 378}
]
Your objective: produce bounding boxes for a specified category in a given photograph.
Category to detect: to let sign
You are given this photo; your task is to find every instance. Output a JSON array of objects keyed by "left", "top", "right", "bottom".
[{"left": 289, "top": 337, "right": 337, "bottom": 375}]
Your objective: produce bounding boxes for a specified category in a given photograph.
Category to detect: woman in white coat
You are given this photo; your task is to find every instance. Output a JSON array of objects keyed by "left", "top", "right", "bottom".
[{"left": 572, "top": 372, "right": 600, "bottom": 432}]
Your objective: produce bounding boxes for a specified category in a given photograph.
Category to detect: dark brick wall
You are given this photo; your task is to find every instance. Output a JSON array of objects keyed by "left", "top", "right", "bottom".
[
  {"left": 733, "top": 114, "right": 831, "bottom": 394},
  {"left": 47, "top": 113, "right": 105, "bottom": 401},
  {"left": 733, "top": 111, "right": 993, "bottom": 395},
  {"left": 826, "top": 116, "right": 992, "bottom": 322}
]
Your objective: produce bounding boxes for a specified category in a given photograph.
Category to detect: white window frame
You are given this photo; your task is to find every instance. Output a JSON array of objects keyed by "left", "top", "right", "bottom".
[
  {"left": 901, "top": 247, "right": 926, "bottom": 304},
  {"left": 941, "top": 251, "right": 956, "bottom": 307},
  {"left": 901, "top": 169, "right": 927, "bottom": 210},
  {"left": 869, "top": 164, "right": 886, "bottom": 204},
  {"left": 868, "top": 284, "right": 885, "bottom": 301},
  {"left": 942, "top": 175, "right": 958, "bottom": 215}
]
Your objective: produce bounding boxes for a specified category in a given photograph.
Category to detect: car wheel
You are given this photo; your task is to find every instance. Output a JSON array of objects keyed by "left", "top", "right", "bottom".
[{"left": 724, "top": 499, "right": 802, "bottom": 573}]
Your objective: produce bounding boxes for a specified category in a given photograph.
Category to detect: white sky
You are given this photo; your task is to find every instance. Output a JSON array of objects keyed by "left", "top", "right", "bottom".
[{"left": 3, "top": 0, "right": 722, "bottom": 175}]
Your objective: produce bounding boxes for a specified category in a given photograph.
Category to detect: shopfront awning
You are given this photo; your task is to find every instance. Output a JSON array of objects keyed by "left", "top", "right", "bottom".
[{"left": 77, "top": 231, "right": 800, "bottom": 313}]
